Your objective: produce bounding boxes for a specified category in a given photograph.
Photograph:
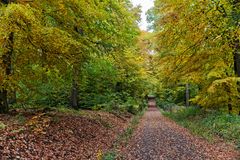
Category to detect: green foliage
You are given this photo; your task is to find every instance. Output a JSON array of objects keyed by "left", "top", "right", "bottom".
[
  {"left": 193, "top": 77, "right": 240, "bottom": 112},
  {"left": 150, "top": 0, "right": 240, "bottom": 112},
  {"left": 55, "top": 106, "right": 84, "bottom": 116},
  {"left": 15, "top": 113, "right": 26, "bottom": 125},
  {"left": 17, "top": 67, "right": 71, "bottom": 106},
  {"left": 102, "top": 151, "right": 117, "bottom": 160},
  {"left": 0, "top": 121, "right": 6, "bottom": 129},
  {"left": 156, "top": 84, "right": 199, "bottom": 109},
  {"left": 163, "top": 107, "right": 240, "bottom": 147},
  {"left": 89, "top": 92, "right": 146, "bottom": 115},
  {"left": 164, "top": 107, "right": 201, "bottom": 121},
  {"left": 157, "top": 101, "right": 178, "bottom": 111},
  {"left": 0, "top": 0, "right": 150, "bottom": 114}
]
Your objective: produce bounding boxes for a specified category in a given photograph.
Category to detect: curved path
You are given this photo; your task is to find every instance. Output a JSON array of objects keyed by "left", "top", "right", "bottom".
[{"left": 123, "top": 107, "right": 239, "bottom": 160}]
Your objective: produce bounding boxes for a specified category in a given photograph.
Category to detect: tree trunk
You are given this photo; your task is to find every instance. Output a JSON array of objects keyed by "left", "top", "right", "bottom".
[
  {"left": 0, "top": 90, "right": 8, "bottom": 113},
  {"left": 8, "top": 91, "right": 16, "bottom": 104},
  {"left": 232, "top": 0, "right": 240, "bottom": 115},
  {"left": 9, "top": 56, "right": 16, "bottom": 105},
  {"left": 0, "top": 32, "right": 14, "bottom": 113},
  {"left": 0, "top": 1, "right": 14, "bottom": 113},
  {"left": 185, "top": 83, "right": 190, "bottom": 107},
  {"left": 40, "top": 49, "right": 48, "bottom": 83},
  {"left": 233, "top": 39, "right": 240, "bottom": 114},
  {"left": 70, "top": 66, "right": 78, "bottom": 109},
  {"left": 233, "top": 40, "right": 240, "bottom": 76}
]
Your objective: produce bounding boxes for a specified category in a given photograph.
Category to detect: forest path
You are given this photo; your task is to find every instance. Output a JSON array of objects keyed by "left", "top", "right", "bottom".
[{"left": 122, "top": 104, "right": 239, "bottom": 159}]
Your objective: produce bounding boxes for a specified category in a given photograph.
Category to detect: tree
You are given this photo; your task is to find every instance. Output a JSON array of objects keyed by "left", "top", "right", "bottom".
[
  {"left": 0, "top": 0, "right": 14, "bottom": 113},
  {"left": 0, "top": 0, "right": 142, "bottom": 112},
  {"left": 150, "top": 0, "right": 240, "bottom": 113}
]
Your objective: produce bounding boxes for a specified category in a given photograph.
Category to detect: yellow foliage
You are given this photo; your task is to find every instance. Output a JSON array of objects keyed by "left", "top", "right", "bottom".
[{"left": 151, "top": 0, "right": 240, "bottom": 112}]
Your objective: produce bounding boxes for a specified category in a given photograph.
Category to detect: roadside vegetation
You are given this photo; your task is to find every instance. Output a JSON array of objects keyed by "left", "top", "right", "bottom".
[{"left": 161, "top": 106, "right": 240, "bottom": 149}]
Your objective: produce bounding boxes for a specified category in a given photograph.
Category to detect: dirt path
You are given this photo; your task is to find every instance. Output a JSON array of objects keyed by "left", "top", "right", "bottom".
[{"left": 122, "top": 107, "right": 239, "bottom": 160}]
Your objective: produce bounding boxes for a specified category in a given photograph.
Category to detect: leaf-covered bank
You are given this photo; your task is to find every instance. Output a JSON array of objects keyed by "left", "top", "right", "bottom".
[{"left": 0, "top": 108, "right": 135, "bottom": 159}]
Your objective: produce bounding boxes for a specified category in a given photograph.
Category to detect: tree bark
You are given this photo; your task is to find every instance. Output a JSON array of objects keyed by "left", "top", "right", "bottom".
[
  {"left": 0, "top": 90, "right": 8, "bottom": 113},
  {"left": 0, "top": 0, "right": 15, "bottom": 114},
  {"left": 185, "top": 83, "right": 190, "bottom": 107},
  {"left": 233, "top": 40, "right": 240, "bottom": 76},
  {"left": 232, "top": 0, "right": 240, "bottom": 114},
  {"left": 233, "top": 39, "right": 240, "bottom": 113},
  {"left": 0, "top": 32, "right": 14, "bottom": 113},
  {"left": 70, "top": 65, "right": 79, "bottom": 109},
  {"left": 233, "top": 39, "right": 240, "bottom": 115},
  {"left": 8, "top": 91, "right": 16, "bottom": 104},
  {"left": 39, "top": 49, "right": 48, "bottom": 83}
]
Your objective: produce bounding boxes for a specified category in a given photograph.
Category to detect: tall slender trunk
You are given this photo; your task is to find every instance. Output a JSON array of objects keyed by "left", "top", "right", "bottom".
[
  {"left": 185, "top": 83, "right": 190, "bottom": 107},
  {"left": 233, "top": 40, "right": 240, "bottom": 76},
  {"left": 233, "top": 39, "right": 240, "bottom": 115},
  {"left": 70, "top": 65, "right": 79, "bottom": 109},
  {"left": 8, "top": 91, "right": 16, "bottom": 104},
  {"left": 232, "top": 0, "right": 240, "bottom": 114},
  {"left": 0, "top": 90, "right": 8, "bottom": 113},
  {"left": 9, "top": 59, "right": 16, "bottom": 104},
  {"left": 0, "top": 32, "right": 14, "bottom": 113},
  {"left": 38, "top": 48, "right": 48, "bottom": 83}
]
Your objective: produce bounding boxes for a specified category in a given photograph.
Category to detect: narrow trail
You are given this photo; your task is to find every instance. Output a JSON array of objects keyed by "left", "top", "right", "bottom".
[{"left": 122, "top": 100, "right": 239, "bottom": 160}]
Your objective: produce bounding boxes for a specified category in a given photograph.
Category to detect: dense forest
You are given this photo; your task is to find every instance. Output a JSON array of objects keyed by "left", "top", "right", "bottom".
[
  {"left": 147, "top": 0, "right": 240, "bottom": 114},
  {"left": 1, "top": 0, "right": 239, "bottom": 114},
  {"left": 0, "top": 0, "right": 239, "bottom": 159},
  {"left": 0, "top": 0, "right": 153, "bottom": 114}
]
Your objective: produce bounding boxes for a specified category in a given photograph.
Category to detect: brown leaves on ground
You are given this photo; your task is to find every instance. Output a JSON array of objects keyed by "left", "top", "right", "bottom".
[{"left": 0, "top": 109, "right": 131, "bottom": 159}]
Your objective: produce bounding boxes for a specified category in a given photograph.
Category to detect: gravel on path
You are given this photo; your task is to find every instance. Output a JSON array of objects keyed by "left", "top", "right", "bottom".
[{"left": 122, "top": 107, "right": 239, "bottom": 160}]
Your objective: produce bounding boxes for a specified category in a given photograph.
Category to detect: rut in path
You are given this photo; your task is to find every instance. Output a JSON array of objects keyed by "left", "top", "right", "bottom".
[{"left": 123, "top": 105, "right": 239, "bottom": 160}]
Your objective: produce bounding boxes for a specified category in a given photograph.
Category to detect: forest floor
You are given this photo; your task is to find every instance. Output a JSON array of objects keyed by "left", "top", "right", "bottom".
[
  {"left": 0, "top": 106, "right": 239, "bottom": 160},
  {"left": 0, "top": 108, "right": 132, "bottom": 159},
  {"left": 121, "top": 107, "right": 240, "bottom": 160}
]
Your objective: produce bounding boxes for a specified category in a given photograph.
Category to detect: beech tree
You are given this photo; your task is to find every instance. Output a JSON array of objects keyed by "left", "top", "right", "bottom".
[
  {"left": 0, "top": 0, "right": 142, "bottom": 112},
  {"left": 149, "top": 0, "right": 240, "bottom": 113}
]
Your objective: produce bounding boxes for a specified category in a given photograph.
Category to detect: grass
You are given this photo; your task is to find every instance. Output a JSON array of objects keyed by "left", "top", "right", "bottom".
[
  {"left": 102, "top": 151, "right": 117, "bottom": 160},
  {"left": 55, "top": 106, "right": 84, "bottom": 115},
  {"left": 162, "top": 106, "right": 240, "bottom": 148},
  {"left": 102, "top": 108, "right": 146, "bottom": 160}
]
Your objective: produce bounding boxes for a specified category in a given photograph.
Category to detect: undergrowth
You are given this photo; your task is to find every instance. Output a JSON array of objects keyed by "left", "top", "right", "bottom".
[
  {"left": 0, "top": 121, "right": 6, "bottom": 129},
  {"left": 162, "top": 107, "right": 240, "bottom": 149}
]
